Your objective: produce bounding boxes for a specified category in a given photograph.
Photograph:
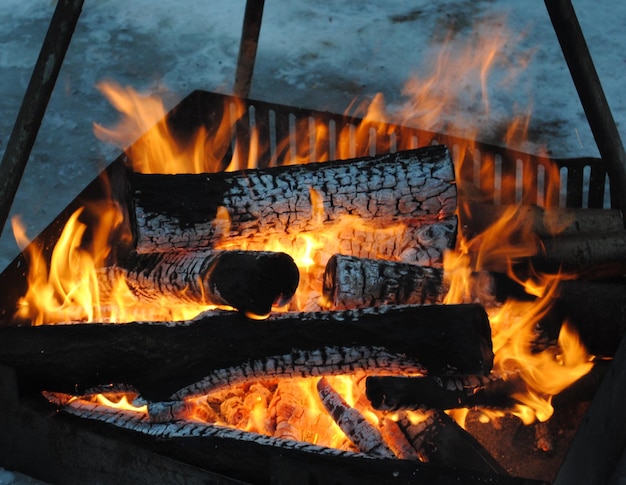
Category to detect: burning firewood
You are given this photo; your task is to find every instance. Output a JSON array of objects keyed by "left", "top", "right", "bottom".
[
  {"left": 316, "top": 376, "right": 395, "bottom": 458},
  {"left": 365, "top": 360, "right": 606, "bottom": 413},
  {"left": 379, "top": 417, "right": 422, "bottom": 460},
  {"left": 169, "top": 345, "right": 425, "bottom": 401},
  {"left": 463, "top": 204, "right": 625, "bottom": 240},
  {"left": 104, "top": 249, "right": 299, "bottom": 317},
  {"left": 533, "top": 232, "right": 626, "bottom": 278},
  {"left": 214, "top": 216, "right": 458, "bottom": 268},
  {"left": 115, "top": 145, "right": 457, "bottom": 253},
  {"left": 267, "top": 379, "right": 352, "bottom": 449},
  {"left": 460, "top": 203, "right": 626, "bottom": 279},
  {"left": 44, "top": 388, "right": 528, "bottom": 485},
  {"left": 0, "top": 304, "right": 493, "bottom": 400},
  {"left": 322, "top": 254, "right": 445, "bottom": 310},
  {"left": 365, "top": 374, "right": 518, "bottom": 412},
  {"left": 391, "top": 410, "right": 508, "bottom": 475}
]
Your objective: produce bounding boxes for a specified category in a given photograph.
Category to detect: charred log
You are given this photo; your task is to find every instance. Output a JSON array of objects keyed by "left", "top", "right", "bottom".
[
  {"left": 316, "top": 376, "right": 395, "bottom": 458},
  {"left": 365, "top": 375, "right": 519, "bottom": 411},
  {"left": 217, "top": 216, "right": 458, "bottom": 268},
  {"left": 169, "top": 345, "right": 426, "bottom": 400},
  {"left": 41, "top": 387, "right": 544, "bottom": 485},
  {"left": 0, "top": 304, "right": 493, "bottom": 401},
  {"left": 115, "top": 145, "right": 457, "bottom": 253},
  {"left": 379, "top": 417, "right": 421, "bottom": 460},
  {"left": 106, "top": 250, "right": 299, "bottom": 317},
  {"left": 531, "top": 232, "right": 626, "bottom": 278},
  {"left": 366, "top": 361, "right": 607, "bottom": 412},
  {"left": 322, "top": 254, "right": 445, "bottom": 310},
  {"left": 392, "top": 410, "right": 508, "bottom": 475},
  {"left": 462, "top": 204, "right": 624, "bottom": 240}
]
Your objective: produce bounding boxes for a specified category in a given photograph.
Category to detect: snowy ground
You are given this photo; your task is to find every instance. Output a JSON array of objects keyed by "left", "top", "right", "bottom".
[{"left": 1, "top": 1, "right": 625, "bottom": 272}]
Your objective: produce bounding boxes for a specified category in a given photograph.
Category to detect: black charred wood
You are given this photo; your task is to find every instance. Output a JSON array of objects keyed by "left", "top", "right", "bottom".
[{"left": 0, "top": 303, "right": 493, "bottom": 401}]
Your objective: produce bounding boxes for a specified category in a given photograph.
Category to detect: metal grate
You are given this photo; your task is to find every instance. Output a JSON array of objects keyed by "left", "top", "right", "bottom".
[{"left": 173, "top": 90, "right": 612, "bottom": 210}]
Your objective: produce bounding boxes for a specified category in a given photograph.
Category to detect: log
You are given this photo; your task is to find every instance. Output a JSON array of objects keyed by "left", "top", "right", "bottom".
[
  {"left": 41, "top": 387, "right": 544, "bottom": 485},
  {"left": 473, "top": 231, "right": 626, "bottom": 277},
  {"left": 268, "top": 380, "right": 333, "bottom": 444},
  {"left": 532, "top": 232, "right": 626, "bottom": 278},
  {"left": 322, "top": 254, "right": 445, "bottom": 310},
  {"left": 392, "top": 410, "right": 508, "bottom": 475},
  {"left": 316, "top": 376, "right": 394, "bottom": 458},
  {"left": 0, "top": 304, "right": 493, "bottom": 401},
  {"left": 170, "top": 345, "right": 426, "bottom": 400},
  {"left": 216, "top": 216, "right": 458, "bottom": 269},
  {"left": 365, "top": 375, "right": 519, "bottom": 411},
  {"left": 366, "top": 362, "right": 607, "bottom": 412},
  {"left": 115, "top": 145, "right": 457, "bottom": 253},
  {"left": 462, "top": 204, "right": 624, "bottom": 240},
  {"left": 455, "top": 274, "right": 626, "bottom": 358},
  {"left": 107, "top": 250, "right": 299, "bottom": 317}
]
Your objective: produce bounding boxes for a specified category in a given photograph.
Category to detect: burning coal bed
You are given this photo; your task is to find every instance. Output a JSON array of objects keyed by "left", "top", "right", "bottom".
[{"left": 6, "top": 140, "right": 607, "bottom": 481}]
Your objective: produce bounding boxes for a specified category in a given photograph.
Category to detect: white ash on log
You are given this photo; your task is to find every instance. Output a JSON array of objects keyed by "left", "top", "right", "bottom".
[
  {"left": 316, "top": 376, "right": 395, "bottom": 458},
  {"left": 106, "top": 250, "right": 299, "bottom": 317},
  {"left": 166, "top": 345, "right": 426, "bottom": 402},
  {"left": 322, "top": 254, "right": 445, "bottom": 310},
  {"left": 43, "top": 390, "right": 539, "bottom": 485},
  {"left": 145, "top": 345, "right": 425, "bottom": 423},
  {"left": 379, "top": 417, "right": 421, "bottom": 460},
  {"left": 267, "top": 379, "right": 352, "bottom": 449},
  {"left": 0, "top": 304, "right": 493, "bottom": 401},
  {"left": 116, "top": 145, "right": 456, "bottom": 253},
  {"left": 217, "top": 216, "right": 458, "bottom": 268}
]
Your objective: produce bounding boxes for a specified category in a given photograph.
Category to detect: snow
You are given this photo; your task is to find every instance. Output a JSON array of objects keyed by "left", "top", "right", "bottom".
[{"left": 0, "top": 0, "right": 625, "bottom": 273}]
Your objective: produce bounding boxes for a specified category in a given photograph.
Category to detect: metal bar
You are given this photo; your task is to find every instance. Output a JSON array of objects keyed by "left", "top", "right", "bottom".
[
  {"left": 0, "top": 0, "right": 84, "bottom": 238},
  {"left": 544, "top": 0, "right": 626, "bottom": 223},
  {"left": 233, "top": 0, "right": 265, "bottom": 98}
]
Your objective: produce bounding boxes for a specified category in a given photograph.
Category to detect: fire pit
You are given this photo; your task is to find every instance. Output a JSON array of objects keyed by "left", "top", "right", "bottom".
[
  {"left": 1, "top": 0, "right": 626, "bottom": 482},
  {"left": 0, "top": 87, "right": 624, "bottom": 484}
]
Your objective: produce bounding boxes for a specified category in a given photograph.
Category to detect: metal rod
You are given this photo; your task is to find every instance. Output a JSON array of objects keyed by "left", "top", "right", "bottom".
[
  {"left": 545, "top": 0, "right": 626, "bottom": 224},
  {"left": 0, "top": 0, "right": 84, "bottom": 238},
  {"left": 233, "top": 0, "right": 265, "bottom": 98}
]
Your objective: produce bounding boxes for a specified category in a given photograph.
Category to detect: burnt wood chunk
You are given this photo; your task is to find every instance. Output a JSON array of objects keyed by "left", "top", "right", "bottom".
[
  {"left": 109, "top": 250, "right": 299, "bottom": 317},
  {"left": 0, "top": 304, "right": 493, "bottom": 401},
  {"left": 463, "top": 204, "right": 625, "bottom": 240},
  {"left": 365, "top": 375, "right": 518, "bottom": 411},
  {"left": 216, "top": 216, "right": 458, "bottom": 268},
  {"left": 169, "top": 345, "right": 426, "bottom": 399},
  {"left": 393, "top": 410, "right": 508, "bottom": 475},
  {"left": 41, "top": 387, "right": 544, "bottom": 485},
  {"left": 316, "top": 376, "right": 394, "bottom": 458},
  {"left": 532, "top": 231, "right": 626, "bottom": 278},
  {"left": 117, "top": 145, "right": 456, "bottom": 253},
  {"left": 322, "top": 254, "right": 445, "bottom": 310}
]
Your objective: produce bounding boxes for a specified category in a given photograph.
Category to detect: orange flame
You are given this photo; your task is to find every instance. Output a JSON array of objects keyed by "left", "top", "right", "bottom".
[{"left": 94, "top": 80, "right": 247, "bottom": 174}]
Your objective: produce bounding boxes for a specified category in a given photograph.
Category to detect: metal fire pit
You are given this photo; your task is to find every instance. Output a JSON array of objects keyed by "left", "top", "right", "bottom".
[{"left": 0, "top": 90, "right": 623, "bottom": 485}]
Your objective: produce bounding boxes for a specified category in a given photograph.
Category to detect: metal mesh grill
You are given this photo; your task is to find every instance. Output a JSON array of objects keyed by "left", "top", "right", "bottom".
[{"left": 173, "top": 91, "right": 612, "bottom": 210}]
